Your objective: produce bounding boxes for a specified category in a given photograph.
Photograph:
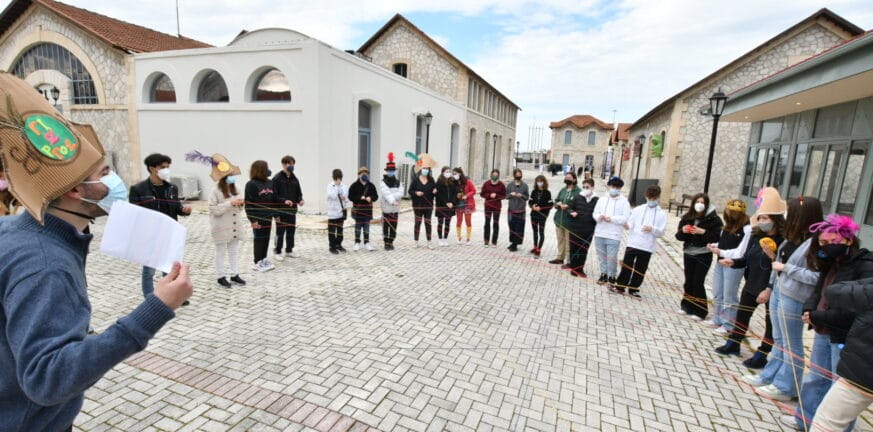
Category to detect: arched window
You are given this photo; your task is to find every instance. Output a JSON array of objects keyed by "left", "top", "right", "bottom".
[
  {"left": 11, "top": 43, "right": 98, "bottom": 104},
  {"left": 253, "top": 69, "right": 290, "bottom": 101},
  {"left": 150, "top": 74, "right": 176, "bottom": 103},
  {"left": 196, "top": 70, "right": 229, "bottom": 102}
]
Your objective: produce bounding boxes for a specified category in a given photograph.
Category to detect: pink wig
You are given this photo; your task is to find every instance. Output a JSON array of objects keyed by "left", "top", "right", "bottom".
[{"left": 809, "top": 214, "right": 860, "bottom": 240}]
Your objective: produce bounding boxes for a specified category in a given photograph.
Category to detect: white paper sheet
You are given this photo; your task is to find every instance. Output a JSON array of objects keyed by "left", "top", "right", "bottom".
[{"left": 99, "top": 201, "right": 187, "bottom": 273}]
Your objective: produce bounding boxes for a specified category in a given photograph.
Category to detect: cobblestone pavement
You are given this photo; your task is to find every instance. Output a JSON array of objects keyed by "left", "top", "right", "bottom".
[{"left": 73, "top": 170, "right": 873, "bottom": 431}]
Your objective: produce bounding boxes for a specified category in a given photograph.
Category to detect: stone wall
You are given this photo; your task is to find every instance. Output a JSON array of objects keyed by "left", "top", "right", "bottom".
[
  {"left": 464, "top": 110, "right": 516, "bottom": 181},
  {"left": 0, "top": 6, "right": 135, "bottom": 182},
  {"left": 363, "top": 25, "right": 460, "bottom": 103}
]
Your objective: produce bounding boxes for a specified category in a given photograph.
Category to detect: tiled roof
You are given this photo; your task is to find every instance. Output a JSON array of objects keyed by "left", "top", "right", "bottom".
[
  {"left": 613, "top": 122, "right": 632, "bottom": 142},
  {"left": 0, "top": 0, "right": 211, "bottom": 53},
  {"left": 549, "top": 115, "right": 613, "bottom": 130}
]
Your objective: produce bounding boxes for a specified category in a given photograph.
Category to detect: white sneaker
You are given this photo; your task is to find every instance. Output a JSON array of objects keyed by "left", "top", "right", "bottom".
[
  {"left": 415, "top": 241, "right": 420, "bottom": 248},
  {"left": 365, "top": 243, "right": 374, "bottom": 251},
  {"left": 252, "top": 263, "right": 264, "bottom": 272},
  {"left": 713, "top": 327, "right": 729, "bottom": 336},
  {"left": 702, "top": 319, "right": 719, "bottom": 328},
  {"left": 465, "top": 239, "right": 472, "bottom": 245},
  {"left": 353, "top": 242, "right": 361, "bottom": 251},
  {"left": 285, "top": 251, "right": 299, "bottom": 258},
  {"left": 457, "top": 238, "right": 463, "bottom": 244},
  {"left": 756, "top": 384, "right": 792, "bottom": 401},
  {"left": 427, "top": 241, "right": 434, "bottom": 249},
  {"left": 441, "top": 239, "right": 448, "bottom": 247},
  {"left": 779, "top": 415, "right": 802, "bottom": 430},
  {"left": 273, "top": 253, "right": 284, "bottom": 262},
  {"left": 262, "top": 259, "right": 275, "bottom": 271},
  {"left": 689, "top": 315, "right": 703, "bottom": 322},
  {"left": 675, "top": 309, "right": 688, "bottom": 316},
  {"left": 741, "top": 374, "right": 766, "bottom": 387}
]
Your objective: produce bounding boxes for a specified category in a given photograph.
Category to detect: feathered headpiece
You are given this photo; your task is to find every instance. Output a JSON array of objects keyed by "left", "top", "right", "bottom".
[
  {"left": 385, "top": 152, "right": 396, "bottom": 171},
  {"left": 809, "top": 214, "right": 861, "bottom": 239},
  {"left": 185, "top": 150, "right": 217, "bottom": 166}
]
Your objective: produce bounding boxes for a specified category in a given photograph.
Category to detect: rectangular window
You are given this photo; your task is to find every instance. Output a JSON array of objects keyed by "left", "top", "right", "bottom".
[
  {"left": 820, "top": 145, "right": 847, "bottom": 212},
  {"left": 813, "top": 102, "right": 855, "bottom": 138},
  {"left": 753, "top": 147, "right": 769, "bottom": 191},
  {"left": 787, "top": 143, "right": 808, "bottom": 198},
  {"left": 838, "top": 141, "right": 868, "bottom": 216},
  {"left": 392, "top": 63, "right": 408, "bottom": 78},
  {"left": 772, "top": 144, "right": 790, "bottom": 189},
  {"left": 760, "top": 120, "right": 783, "bottom": 143},
  {"left": 804, "top": 147, "right": 826, "bottom": 197},
  {"left": 742, "top": 147, "right": 757, "bottom": 196},
  {"left": 588, "top": 131, "right": 596, "bottom": 145},
  {"left": 564, "top": 130, "right": 572, "bottom": 145},
  {"left": 852, "top": 98, "right": 873, "bottom": 137}
]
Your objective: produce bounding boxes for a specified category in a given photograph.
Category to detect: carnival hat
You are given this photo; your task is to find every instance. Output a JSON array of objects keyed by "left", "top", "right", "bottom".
[
  {"left": 751, "top": 187, "right": 786, "bottom": 226},
  {"left": 385, "top": 152, "right": 396, "bottom": 171},
  {"left": 725, "top": 198, "right": 747, "bottom": 214},
  {"left": 184, "top": 151, "right": 241, "bottom": 181},
  {"left": 0, "top": 72, "right": 105, "bottom": 224},
  {"left": 413, "top": 153, "right": 438, "bottom": 173}
]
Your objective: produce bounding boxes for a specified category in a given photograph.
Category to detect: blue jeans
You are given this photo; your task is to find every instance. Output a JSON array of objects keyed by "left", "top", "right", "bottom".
[
  {"left": 595, "top": 237, "right": 620, "bottom": 277},
  {"left": 711, "top": 265, "right": 743, "bottom": 328},
  {"left": 793, "top": 333, "right": 852, "bottom": 430},
  {"left": 758, "top": 288, "right": 805, "bottom": 397}
]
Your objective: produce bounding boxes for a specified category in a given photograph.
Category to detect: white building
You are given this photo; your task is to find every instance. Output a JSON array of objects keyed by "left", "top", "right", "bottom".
[{"left": 134, "top": 28, "right": 467, "bottom": 211}]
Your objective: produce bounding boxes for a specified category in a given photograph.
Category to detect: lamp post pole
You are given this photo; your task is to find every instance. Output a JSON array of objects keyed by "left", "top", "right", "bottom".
[
  {"left": 618, "top": 143, "right": 625, "bottom": 178},
  {"left": 704, "top": 89, "right": 728, "bottom": 194},
  {"left": 630, "top": 135, "right": 645, "bottom": 205},
  {"left": 424, "top": 111, "right": 433, "bottom": 154}
]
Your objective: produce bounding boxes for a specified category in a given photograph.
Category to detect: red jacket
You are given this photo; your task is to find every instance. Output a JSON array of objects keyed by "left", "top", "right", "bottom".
[
  {"left": 462, "top": 179, "right": 477, "bottom": 211},
  {"left": 479, "top": 181, "right": 506, "bottom": 211}
]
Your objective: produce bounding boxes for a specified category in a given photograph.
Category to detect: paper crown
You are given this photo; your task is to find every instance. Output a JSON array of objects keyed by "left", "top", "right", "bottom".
[
  {"left": 0, "top": 72, "right": 105, "bottom": 224},
  {"left": 726, "top": 199, "right": 747, "bottom": 213}
]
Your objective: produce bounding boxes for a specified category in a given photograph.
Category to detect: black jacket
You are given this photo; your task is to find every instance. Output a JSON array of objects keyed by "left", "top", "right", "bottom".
[
  {"left": 741, "top": 233, "right": 784, "bottom": 297},
  {"left": 718, "top": 226, "right": 747, "bottom": 269},
  {"left": 805, "top": 249, "right": 873, "bottom": 344},
  {"left": 435, "top": 180, "right": 459, "bottom": 209},
  {"left": 408, "top": 176, "right": 436, "bottom": 211},
  {"left": 528, "top": 189, "right": 553, "bottom": 220},
  {"left": 823, "top": 277, "right": 873, "bottom": 392},
  {"left": 271, "top": 170, "right": 303, "bottom": 214},
  {"left": 129, "top": 179, "right": 186, "bottom": 221},
  {"left": 675, "top": 207, "right": 723, "bottom": 251},
  {"left": 348, "top": 180, "right": 378, "bottom": 220},
  {"left": 244, "top": 179, "right": 276, "bottom": 222},
  {"left": 566, "top": 195, "right": 598, "bottom": 234}
]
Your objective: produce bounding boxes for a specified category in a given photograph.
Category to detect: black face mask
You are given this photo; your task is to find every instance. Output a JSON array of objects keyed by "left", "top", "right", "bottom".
[
  {"left": 564, "top": 180, "right": 573, "bottom": 186},
  {"left": 817, "top": 243, "right": 849, "bottom": 260}
]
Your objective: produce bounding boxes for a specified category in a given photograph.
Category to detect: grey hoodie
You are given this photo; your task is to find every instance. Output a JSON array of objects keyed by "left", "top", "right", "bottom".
[
  {"left": 771, "top": 238, "right": 819, "bottom": 303},
  {"left": 505, "top": 181, "right": 530, "bottom": 213}
]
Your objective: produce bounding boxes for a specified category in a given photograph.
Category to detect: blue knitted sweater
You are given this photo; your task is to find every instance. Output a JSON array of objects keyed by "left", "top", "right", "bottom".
[{"left": 0, "top": 212, "right": 175, "bottom": 431}]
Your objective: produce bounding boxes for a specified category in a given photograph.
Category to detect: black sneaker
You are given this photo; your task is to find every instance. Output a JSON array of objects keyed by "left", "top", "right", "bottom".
[
  {"left": 743, "top": 351, "right": 769, "bottom": 369},
  {"left": 596, "top": 274, "right": 608, "bottom": 285},
  {"left": 230, "top": 275, "right": 246, "bottom": 285},
  {"left": 217, "top": 277, "right": 232, "bottom": 288},
  {"left": 329, "top": 248, "right": 339, "bottom": 254},
  {"left": 508, "top": 244, "right": 518, "bottom": 252},
  {"left": 337, "top": 246, "right": 348, "bottom": 252},
  {"left": 385, "top": 244, "right": 394, "bottom": 251}
]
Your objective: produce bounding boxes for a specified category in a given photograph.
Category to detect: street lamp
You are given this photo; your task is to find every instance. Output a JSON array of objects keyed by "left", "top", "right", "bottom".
[
  {"left": 618, "top": 142, "right": 626, "bottom": 178},
  {"left": 704, "top": 88, "right": 728, "bottom": 194},
  {"left": 491, "top": 134, "right": 498, "bottom": 170},
  {"left": 630, "top": 134, "right": 646, "bottom": 205},
  {"left": 424, "top": 111, "right": 433, "bottom": 154}
]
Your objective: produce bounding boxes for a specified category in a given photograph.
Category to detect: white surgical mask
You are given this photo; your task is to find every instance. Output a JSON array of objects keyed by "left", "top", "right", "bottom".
[
  {"left": 453, "top": 174, "right": 460, "bottom": 181},
  {"left": 694, "top": 203, "right": 706, "bottom": 213},
  {"left": 581, "top": 188, "right": 593, "bottom": 197},
  {"left": 157, "top": 167, "right": 171, "bottom": 181},
  {"left": 608, "top": 189, "right": 620, "bottom": 197},
  {"left": 443, "top": 171, "right": 452, "bottom": 178},
  {"left": 81, "top": 171, "right": 128, "bottom": 214},
  {"left": 536, "top": 182, "right": 543, "bottom": 188}
]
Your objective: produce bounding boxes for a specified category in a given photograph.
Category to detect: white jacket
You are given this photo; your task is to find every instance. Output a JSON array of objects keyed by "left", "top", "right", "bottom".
[
  {"left": 593, "top": 194, "right": 631, "bottom": 241},
  {"left": 326, "top": 182, "right": 351, "bottom": 219},
  {"left": 379, "top": 179, "right": 404, "bottom": 214},
  {"left": 208, "top": 186, "right": 244, "bottom": 244},
  {"left": 625, "top": 204, "right": 667, "bottom": 252}
]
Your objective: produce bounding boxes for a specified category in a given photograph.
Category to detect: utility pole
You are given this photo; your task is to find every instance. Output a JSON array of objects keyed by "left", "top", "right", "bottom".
[{"left": 175, "top": 0, "right": 181, "bottom": 36}]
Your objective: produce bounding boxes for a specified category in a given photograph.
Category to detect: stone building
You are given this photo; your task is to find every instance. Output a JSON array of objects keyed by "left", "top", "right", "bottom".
[
  {"left": 358, "top": 14, "right": 520, "bottom": 180},
  {"left": 627, "top": 8, "right": 863, "bottom": 208},
  {"left": 610, "top": 122, "right": 632, "bottom": 179},
  {"left": 548, "top": 115, "right": 615, "bottom": 177},
  {"left": 0, "top": 0, "right": 209, "bottom": 183}
]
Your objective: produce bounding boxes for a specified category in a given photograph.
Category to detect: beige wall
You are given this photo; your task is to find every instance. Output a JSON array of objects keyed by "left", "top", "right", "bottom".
[{"left": 549, "top": 124, "right": 612, "bottom": 174}]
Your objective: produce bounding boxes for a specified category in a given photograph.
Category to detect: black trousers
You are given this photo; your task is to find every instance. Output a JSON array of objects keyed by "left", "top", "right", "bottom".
[
  {"left": 436, "top": 208, "right": 453, "bottom": 239},
  {"left": 414, "top": 208, "right": 433, "bottom": 241},
  {"left": 483, "top": 208, "right": 500, "bottom": 244},
  {"left": 328, "top": 218, "right": 344, "bottom": 249},
  {"left": 383, "top": 212, "right": 398, "bottom": 244},
  {"left": 568, "top": 229, "right": 594, "bottom": 274},
  {"left": 728, "top": 287, "right": 774, "bottom": 353},
  {"left": 615, "top": 247, "right": 652, "bottom": 294},
  {"left": 531, "top": 214, "right": 547, "bottom": 249},
  {"left": 274, "top": 211, "right": 297, "bottom": 253},
  {"left": 252, "top": 220, "right": 273, "bottom": 263},
  {"left": 681, "top": 253, "right": 712, "bottom": 319},
  {"left": 508, "top": 210, "right": 525, "bottom": 245}
]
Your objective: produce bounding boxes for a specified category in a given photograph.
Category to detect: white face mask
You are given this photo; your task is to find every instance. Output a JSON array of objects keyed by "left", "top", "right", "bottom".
[
  {"left": 452, "top": 174, "right": 460, "bottom": 181},
  {"left": 443, "top": 171, "right": 452, "bottom": 178},
  {"left": 694, "top": 202, "right": 706, "bottom": 213},
  {"left": 536, "top": 182, "right": 543, "bottom": 188},
  {"left": 157, "top": 167, "right": 171, "bottom": 181},
  {"left": 581, "top": 188, "right": 593, "bottom": 197}
]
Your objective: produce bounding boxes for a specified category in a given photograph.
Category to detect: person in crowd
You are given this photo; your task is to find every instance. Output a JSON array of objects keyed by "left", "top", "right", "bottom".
[
  {"left": 244, "top": 160, "right": 277, "bottom": 271},
  {"left": 593, "top": 176, "right": 631, "bottom": 289},
  {"left": 566, "top": 178, "right": 598, "bottom": 277},
  {"left": 707, "top": 199, "right": 750, "bottom": 336},
  {"left": 549, "top": 172, "right": 580, "bottom": 266},
  {"left": 675, "top": 192, "right": 723, "bottom": 319},
  {"left": 528, "top": 174, "right": 552, "bottom": 258},
  {"left": 612, "top": 185, "right": 667, "bottom": 297},
  {"left": 207, "top": 155, "right": 247, "bottom": 288},
  {"left": 130, "top": 153, "right": 192, "bottom": 299},
  {"left": 810, "top": 275, "right": 873, "bottom": 431},
  {"left": 435, "top": 166, "right": 458, "bottom": 247},
  {"left": 712, "top": 188, "right": 784, "bottom": 368},
  {"left": 379, "top": 153, "right": 402, "bottom": 251},
  {"left": 789, "top": 214, "right": 873, "bottom": 430},
  {"left": 348, "top": 167, "right": 378, "bottom": 251},
  {"left": 480, "top": 169, "right": 506, "bottom": 247},
  {"left": 505, "top": 168, "right": 529, "bottom": 252},
  {"left": 454, "top": 167, "right": 476, "bottom": 245},
  {"left": 326, "top": 169, "right": 351, "bottom": 254},
  {"left": 742, "top": 197, "right": 823, "bottom": 402},
  {"left": 272, "top": 155, "right": 304, "bottom": 261},
  {"left": 408, "top": 154, "right": 438, "bottom": 249},
  {"left": 0, "top": 72, "right": 192, "bottom": 429}
]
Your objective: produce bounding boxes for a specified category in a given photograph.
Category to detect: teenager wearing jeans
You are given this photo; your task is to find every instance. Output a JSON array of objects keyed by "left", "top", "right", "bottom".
[
  {"left": 592, "top": 176, "right": 631, "bottom": 289},
  {"left": 707, "top": 199, "right": 749, "bottom": 335},
  {"left": 480, "top": 169, "right": 506, "bottom": 247},
  {"left": 676, "top": 193, "right": 723, "bottom": 320},
  {"left": 613, "top": 185, "right": 667, "bottom": 297}
]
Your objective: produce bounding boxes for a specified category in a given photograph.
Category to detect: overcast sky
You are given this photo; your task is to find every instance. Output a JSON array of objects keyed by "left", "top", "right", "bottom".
[{"left": 8, "top": 0, "right": 872, "bottom": 150}]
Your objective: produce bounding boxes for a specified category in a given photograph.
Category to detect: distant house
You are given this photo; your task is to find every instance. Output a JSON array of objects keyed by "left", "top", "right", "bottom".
[
  {"left": 627, "top": 8, "right": 863, "bottom": 206},
  {"left": 610, "top": 123, "right": 632, "bottom": 179},
  {"left": 549, "top": 115, "right": 614, "bottom": 177}
]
